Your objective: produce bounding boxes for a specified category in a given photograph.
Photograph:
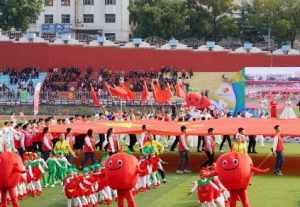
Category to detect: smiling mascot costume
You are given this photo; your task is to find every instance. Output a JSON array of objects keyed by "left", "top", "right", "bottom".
[
  {"left": 0, "top": 151, "right": 25, "bottom": 207},
  {"left": 210, "top": 152, "right": 269, "bottom": 207},
  {"left": 105, "top": 152, "right": 140, "bottom": 207}
]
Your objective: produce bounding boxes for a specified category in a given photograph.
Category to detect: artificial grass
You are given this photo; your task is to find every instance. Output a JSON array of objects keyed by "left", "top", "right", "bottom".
[{"left": 21, "top": 174, "right": 300, "bottom": 207}]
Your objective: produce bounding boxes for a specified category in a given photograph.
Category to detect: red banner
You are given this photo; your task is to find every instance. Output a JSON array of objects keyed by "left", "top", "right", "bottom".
[{"left": 48, "top": 118, "right": 300, "bottom": 136}]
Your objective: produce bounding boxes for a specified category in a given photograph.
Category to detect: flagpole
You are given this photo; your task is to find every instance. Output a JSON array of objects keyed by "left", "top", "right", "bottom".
[{"left": 120, "top": 99, "right": 123, "bottom": 113}]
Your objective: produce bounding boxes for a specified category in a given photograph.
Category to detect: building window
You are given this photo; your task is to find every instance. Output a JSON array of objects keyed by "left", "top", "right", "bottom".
[
  {"left": 83, "top": 14, "right": 94, "bottom": 23},
  {"left": 30, "top": 16, "right": 38, "bottom": 24},
  {"left": 45, "top": 0, "right": 53, "bottom": 6},
  {"left": 83, "top": 0, "right": 94, "bottom": 5},
  {"left": 61, "top": 0, "right": 70, "bottom": 6},
  {"left": 44, "top": 15, "right": 54, "bottom": 24},
  {"left": 105, "top": 33, "right": 116, "bottom": 41},
  {"left": 61, "top": 14, "right": 70, "bottom": 23},
  {"left": 105, "top": 14, "right": 116, "bottom": 23},
  {"left": 105, "top": 0, "right": 116, "bottom": 5}
]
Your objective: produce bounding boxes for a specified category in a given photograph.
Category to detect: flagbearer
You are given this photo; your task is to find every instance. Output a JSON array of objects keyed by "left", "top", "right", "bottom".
[
  {"left": 202, "top": 128, "right": 216, "bottom": 167},
  {"left": 273, "top": 125, "right": 285, "bottom": 176}
]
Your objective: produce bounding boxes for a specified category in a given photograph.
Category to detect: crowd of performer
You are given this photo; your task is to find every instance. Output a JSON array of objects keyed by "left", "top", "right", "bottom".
[{"left": 0, "top": 108, "right": 287, "bottom": 207}]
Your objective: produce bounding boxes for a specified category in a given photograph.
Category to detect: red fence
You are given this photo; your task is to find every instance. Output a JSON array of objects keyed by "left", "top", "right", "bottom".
[{"left": 1, "top": 42, "right": 300, "bottom": 71}]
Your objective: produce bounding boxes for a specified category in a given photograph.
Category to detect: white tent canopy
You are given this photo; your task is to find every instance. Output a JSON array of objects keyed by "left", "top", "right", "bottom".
[
  {"left": 273, "top": 48, "right": 300, "bottom": 55},
  {"left": 88, "top": 39, "right": 119, "bottom": 47},
  {"left": 123, "top": 41, "right": 154, "bottom": 48},
  {"left": 197, "top": 44, "right": 226, "bottom": 52},
  {"left": 233, "top": 46, "right": 263, "bottom": 53},
  {"left": 160, "top": 39, "right": 189, "bottom": 50},
  {"left": 0, "top": 34, "right": 10, "bottom": 42}
]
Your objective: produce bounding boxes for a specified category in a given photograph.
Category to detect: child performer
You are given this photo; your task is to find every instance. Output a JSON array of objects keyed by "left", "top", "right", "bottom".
[
  {"left": 64, "top": 168, "right": 83, "bottom": 207},
  {"left": 189, "top": 169, "right": 221, "bottom": 207},
  {"left": 47, "top": 152, "right": 62, "bottom": 187},
  {"left": 232, "top": 128, "right": 247, "bottom": 154}
]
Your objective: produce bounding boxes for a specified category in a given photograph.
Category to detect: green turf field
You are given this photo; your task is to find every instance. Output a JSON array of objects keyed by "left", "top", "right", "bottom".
[
  {"left": 21, "top": 174, "right": 300, "bottom": 207},
  {"left": 184, "top": 143, "right": 300, "bottom": 156}
]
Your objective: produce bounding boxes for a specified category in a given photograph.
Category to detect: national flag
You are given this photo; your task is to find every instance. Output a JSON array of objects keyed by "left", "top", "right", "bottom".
[
  {"left": 121, "top": 83, "right": 135, "bottom": 100},
  {"left": 90, "top": 86, "right": 101, "bottom": 106},
  {"left": 105, "top": 83, "right": 128, "bottom": 99},
  {"left": 141, "top": 80, "right": 149, "bottom": 103},
  {"left": 175, "top": 82, "right": 186, "bottom": 98}
]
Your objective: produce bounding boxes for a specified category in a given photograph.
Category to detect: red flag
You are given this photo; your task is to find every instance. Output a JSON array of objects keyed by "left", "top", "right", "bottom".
[
  {"left": 165, "top": 83, "right": 173, "bottom": 100},
  {"left": 151, "top": 80, "right": 160, "bottom": 103},
  {"left": 121, "top": 83, "right": 135, "bottom": 100},
  {"left": 105, "top": 83, "right": 128, "bottom": 99},
  {"left": 152, "top": 80, "right": 172, "bottom": 104},
  {"left": 90, "top": 86, "right": 101, "bottom": 106},
  {"left": 142, "top": 80, "right": 149, "bottom": 103},
  {"left": 175, "top": 82, "right": 186, "bottom": 98}
]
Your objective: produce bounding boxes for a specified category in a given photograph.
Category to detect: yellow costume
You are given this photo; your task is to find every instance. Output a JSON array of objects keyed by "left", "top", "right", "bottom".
[
  {"left": 232, "top": 133, "right": 247, "bottom": 154},
  {"left": 54, "top": 140, "right": 75, "bottom": 156},
  {"left": 144, "top": 140, "right": 164, "bottom": 155}
]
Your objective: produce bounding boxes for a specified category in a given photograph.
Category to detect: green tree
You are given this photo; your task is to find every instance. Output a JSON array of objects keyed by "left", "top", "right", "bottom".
[
  {"left": 186, "top": 0, "right": 239, "bottom": 41},
  {"left": 280, "top": 0, "right": 300, "bottom": 47},
  {"left": 0, "top": 0, "right": 42, "bottom": 31},
  {"left": 129, "top": 0, "right": 188, "bottom": 39},
  {"left": 272, "top": 19, "right": 296, "bottom": 46},
  {"left": 247, "top": 0, "right": 300, "bottom": 47}
]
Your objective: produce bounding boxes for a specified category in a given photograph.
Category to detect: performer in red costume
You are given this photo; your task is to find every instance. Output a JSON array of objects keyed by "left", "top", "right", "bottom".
[
  {"left": 0, "top": 150, "right": 25, "bottom": 207},
  {"left": 270, "top": 100, "right": 277, "bottom": 118},
  {"left": 208, "top": 152, "right": 269, "bottom": 207},
  {"left": 105, "top": 152, "right": 141, "bottom": 207}
]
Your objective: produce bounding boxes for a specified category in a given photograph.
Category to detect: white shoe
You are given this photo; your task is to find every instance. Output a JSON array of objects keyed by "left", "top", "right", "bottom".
[
  {"left": 184, "top": 170, "right": 192, "bottom": 174},
  {"left": 176, "top": 170, "right": 184, "bottom": 174}
]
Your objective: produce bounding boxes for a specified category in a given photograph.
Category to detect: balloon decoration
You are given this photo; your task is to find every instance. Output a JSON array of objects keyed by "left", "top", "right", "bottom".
[{"left": 185, "top": 92, "right": 212, "bottom": 109}]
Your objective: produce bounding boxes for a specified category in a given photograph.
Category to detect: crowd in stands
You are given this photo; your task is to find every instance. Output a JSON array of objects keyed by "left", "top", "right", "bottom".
[
  {"left": 1, "top": 67, "right": 193, "bottom": 103},
  {"left": 0, "top": 83, "right": 16, "bottom": 99},
  {"left": 0, "top": 68, "right": 40, "bottom": 98},
  {"left": 2, "top": 67, "right": 39, "bottom": 84}
]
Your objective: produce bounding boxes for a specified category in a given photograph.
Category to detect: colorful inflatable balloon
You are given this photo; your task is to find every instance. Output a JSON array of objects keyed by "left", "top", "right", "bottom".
[{"left": 185, "top": 92, "right": 211, "bottom": 109}]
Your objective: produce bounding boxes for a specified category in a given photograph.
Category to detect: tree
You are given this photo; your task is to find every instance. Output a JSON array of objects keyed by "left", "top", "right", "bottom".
[
  {"left": 0, "top": 0, "right": 43, "bottom": 31},
  {"left": 186, "top": 0, "right": 239, "bottom": 41},
  {"left": 280, "top": 0, "right": 300, "bottom": 47},
  {"left": 272, "top": 19, "right": 296, "bottom": 46},
  {"left": 129, "top": 0, "right": 188, "bottom": 39},
  {"left": 247, "top": 0, "right": 300, "bottom": 47}
]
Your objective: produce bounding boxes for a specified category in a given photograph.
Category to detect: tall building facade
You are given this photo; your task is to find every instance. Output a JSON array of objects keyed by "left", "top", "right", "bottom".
[{"left": 28, "top": 0, "right": 130, "bottom": 41}]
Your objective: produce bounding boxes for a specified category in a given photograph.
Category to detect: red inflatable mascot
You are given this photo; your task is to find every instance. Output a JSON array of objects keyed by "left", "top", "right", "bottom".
[
  {"left": 105, "top": 153, "right": 140, "bottom": 207},
  {"left": 185, "top": 92, "right": 211, "bottom": 109},
  {"left": 210, "top": 152, "right": 269, "bottom": 207},
  {"left": 0, "top": 151, "right": 25, "bottom": 207}
]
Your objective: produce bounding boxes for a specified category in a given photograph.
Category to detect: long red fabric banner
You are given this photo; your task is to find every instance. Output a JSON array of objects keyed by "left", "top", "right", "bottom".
[{"left": 48, "top": 118, "right": 300, "bottom": 136}]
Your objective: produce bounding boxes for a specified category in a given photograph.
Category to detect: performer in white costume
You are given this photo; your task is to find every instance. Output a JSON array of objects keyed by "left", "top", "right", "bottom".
[{"left": 280, "top": 100, "right": 297, "bottom": 119}]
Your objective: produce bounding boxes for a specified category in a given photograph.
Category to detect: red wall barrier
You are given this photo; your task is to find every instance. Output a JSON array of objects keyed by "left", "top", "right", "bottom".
[{"left": 1, "top": 42, "right": 300, "bottom": 71}]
